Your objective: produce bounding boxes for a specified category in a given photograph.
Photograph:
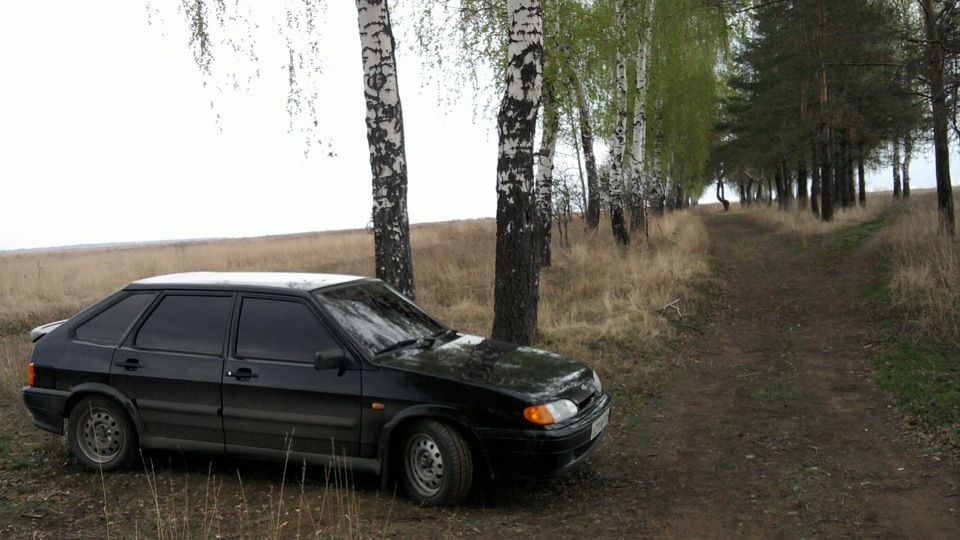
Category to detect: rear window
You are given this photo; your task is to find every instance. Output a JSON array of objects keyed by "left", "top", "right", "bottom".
[
  {"left": 134, "top": 294, "right": 232, "bottom": 356},
  {"left": 75, "top": 293, "right": 156, "bottom": 345}
]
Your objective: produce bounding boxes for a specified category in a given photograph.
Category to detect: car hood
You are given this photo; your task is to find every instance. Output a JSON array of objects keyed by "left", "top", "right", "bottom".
[{"left": 376, "top": 334, "right": 599, "bottom": 403}]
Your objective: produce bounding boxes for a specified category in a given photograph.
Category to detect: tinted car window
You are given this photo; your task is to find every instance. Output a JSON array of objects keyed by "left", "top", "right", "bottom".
[
  {"left": 134, "top": 294, "right": 231, "bottom": 356},
  {"left": 236, "top": 297, "right": 338, "bottom": 362},
  {"left": 75, "top": 292, "right": 156, "bottom": 345},
  {"left": 314, "top": 282, "right": 444, "bottom": 357}
]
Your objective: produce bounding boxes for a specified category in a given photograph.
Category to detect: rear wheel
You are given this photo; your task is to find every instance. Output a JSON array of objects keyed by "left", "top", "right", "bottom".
[
  {"left": 67, "top": 396, "right": 138, "bottom": 471},
  {"left": 400, "top": 419, "right": 473, "bottom": 506}
]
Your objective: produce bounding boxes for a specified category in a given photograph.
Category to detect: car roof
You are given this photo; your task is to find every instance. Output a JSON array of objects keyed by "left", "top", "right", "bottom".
[{"left": 128, "top": 272, "right": 366, "bottom": 292}]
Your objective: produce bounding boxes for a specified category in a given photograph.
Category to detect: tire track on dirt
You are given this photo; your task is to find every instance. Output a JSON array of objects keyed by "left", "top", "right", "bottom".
[{"left": 636, "top": 212, "right": 959, "bottom": 539}]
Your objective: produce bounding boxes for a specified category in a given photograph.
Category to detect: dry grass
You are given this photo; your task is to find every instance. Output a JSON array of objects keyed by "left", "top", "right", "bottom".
[
  {"left": 0, "top": 214, "right": 709, "bottom": 402},
  {"left": 730, "top": 195, "right": 891, "bottom": 235},
  {"left": 882, "top": 192, "right": 960, "bottom": 349}
]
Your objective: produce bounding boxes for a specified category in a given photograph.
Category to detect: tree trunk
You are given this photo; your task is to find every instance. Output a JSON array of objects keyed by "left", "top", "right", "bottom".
[
  {"left": 820, "top": 125, "right": 834, "bottom": 222},
  {"left": 857, "top": 141, "right": 866, "bottom": 207},
  {"left": 811, "top": 140, "right": 821, "bottom": 217},
  {"left": 845, "top": 136, "right": 856, "bottom": 207},
  {"left": 650, "top": 98, "right": 666, "bottom": 216},
  {"left": 716, "top": 179, "right": 730, "bottom": 211},
  {"left": 608, "top": 0, "right": 630, "bottom": 246},
  {"left": 892, "top": 137, "right": 902, "bottom": 199},
  {"left": 356, "top": 0, "right": 415, "bottom": 299},
  {"left": 921, "top": 0, "right": 954, "bottom": 234},
  {"left": 492, "top": 0, "right": 543, "bottom": 345},
  {"left": 797, "top": 159, "right": 808, "bottom": 203},
  {"left": 628, "top": 0, "right": 654, "bottom": 233},
  {"left": 903, "top": 133, "right": 912, "bottom": 199},
  {"left": 838, "top": 133, "right": 851, "bottom": 208},
  {"left": 572, "top": 73, "right": 601, "bottom": 230},
  {"left": 816, "top": 3, "right": 831, "bottom": 221},
  {"left": 775, "top": 165, "right": 785, "bottom": 210},
  {"left": 536, "top": 73, "right": 559, "bottom": 268}
]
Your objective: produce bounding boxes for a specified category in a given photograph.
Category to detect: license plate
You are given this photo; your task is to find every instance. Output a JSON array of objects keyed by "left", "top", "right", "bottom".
[{"left": 591, "top": 408, "right": 610, "bottom": 439}]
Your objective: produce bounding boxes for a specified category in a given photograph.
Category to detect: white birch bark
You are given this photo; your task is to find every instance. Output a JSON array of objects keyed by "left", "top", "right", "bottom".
[
  {"left": 535, "top": 14, "right": 560, "bottom": 267},
  {"left": 491, "top": 0, "right": 543, "bottom": 345},
  {"left": 356, "top": 0, "right": 415, "bottom": 298},
  {"left": 628, "top": 0, "right": 655, "bottom": 231},
  {"left": 650, "top": 96, "right": 666, "bottom": 215},
  {"left": 608, "top": 0, "right": 630, "bottom": 245}
]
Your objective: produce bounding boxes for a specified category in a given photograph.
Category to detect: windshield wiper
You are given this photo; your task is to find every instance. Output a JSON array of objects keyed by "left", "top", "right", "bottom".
[
  {"left": 375, "top": 336, "right": 436, "bottom": 355},
  {"left": 431, "top": 328, "right": 458, "bottom": 339},
  {"left": 375, "top": 329, "right": 458, "bottom": 356}
]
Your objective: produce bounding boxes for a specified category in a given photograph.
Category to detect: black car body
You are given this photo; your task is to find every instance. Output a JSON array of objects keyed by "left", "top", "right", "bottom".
[{"left": 23, "top": 272, "right": 612, "bottom": 505}]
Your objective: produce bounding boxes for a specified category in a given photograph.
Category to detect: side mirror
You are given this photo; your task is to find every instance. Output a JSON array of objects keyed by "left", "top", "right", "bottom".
[{"left": 314, "top": 348, "right": 348, "bottom": 375}]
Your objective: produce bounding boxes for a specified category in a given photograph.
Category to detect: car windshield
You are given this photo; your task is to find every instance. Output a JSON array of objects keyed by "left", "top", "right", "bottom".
[{"left": 313, "top": 281, "right": 446, "bottom": 357}]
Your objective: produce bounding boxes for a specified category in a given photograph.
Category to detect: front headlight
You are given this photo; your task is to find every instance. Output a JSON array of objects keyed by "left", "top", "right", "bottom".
[
  {"left": 523, "top": 399, "right": 578, "bottom": 425},
  {"left": 593, "top": 371, "right": 603, "bottom": 394}
]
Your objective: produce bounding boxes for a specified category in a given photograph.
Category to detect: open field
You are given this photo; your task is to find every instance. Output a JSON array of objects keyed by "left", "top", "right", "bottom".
[
  {"left": 1, "top": 212, "right": 711, "bottom": 538},
  {"left": 2, "top": 195, "right": 959, "bottom": 538}
]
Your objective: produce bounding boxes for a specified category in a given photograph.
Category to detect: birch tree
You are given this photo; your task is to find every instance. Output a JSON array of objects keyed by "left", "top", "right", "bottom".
[
  {"left": 607, "top": 0, "right": 630, "bottom": 246},
  {"left": 491, "top": 0, "right": 543, "bottom": 345},
  {"left": 356, "top": 0, "right": 416, "bottom": 298},
  {"left": 628, "top": 0, "right": 655, "bottom": 233},
  {"left": 165, "top": 1, "right": 417, "bottom": 296},
  {"left": 535, "top": 15, "right": 560, "bottom": 267}
]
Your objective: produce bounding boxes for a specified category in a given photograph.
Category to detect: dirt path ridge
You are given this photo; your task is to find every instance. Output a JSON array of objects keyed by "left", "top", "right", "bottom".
[{"left": 633, "top": 212, "right": 959, "bottom": 539}]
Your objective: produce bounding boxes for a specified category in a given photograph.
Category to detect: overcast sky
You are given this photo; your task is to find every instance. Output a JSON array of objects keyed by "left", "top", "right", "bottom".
[
  {"left": 0, "top": 1, "right": 499, "bottom": 251},
  {"left": 0, "top": 1, "right": 957, "bottom": 251}
]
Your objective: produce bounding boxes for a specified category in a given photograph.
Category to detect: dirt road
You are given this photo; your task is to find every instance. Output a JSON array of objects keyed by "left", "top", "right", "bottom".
[{"left": 629, "top": 212, "right": 959, "bottom": 538}]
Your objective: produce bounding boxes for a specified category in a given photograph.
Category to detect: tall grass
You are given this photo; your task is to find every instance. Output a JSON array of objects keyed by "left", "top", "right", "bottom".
[
  {"left": 883, "top": 194, "right": 960, "bottom": 349},
  {"left": 736, "top": 194, "right": 890, "bottom": 235}
]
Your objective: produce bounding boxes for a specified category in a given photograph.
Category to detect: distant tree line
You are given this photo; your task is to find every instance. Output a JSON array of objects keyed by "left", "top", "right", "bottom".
[{"left": 713, "top": 0, "right": 958, "bottom": 234}]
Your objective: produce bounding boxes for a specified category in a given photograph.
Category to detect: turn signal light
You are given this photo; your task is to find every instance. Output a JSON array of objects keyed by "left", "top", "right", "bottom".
[
  {"left": 27, "top": 363, "right": 35, "bottom": 387},
  {"left": 523, "top": 399, "right": 578, "bottom": 425}
]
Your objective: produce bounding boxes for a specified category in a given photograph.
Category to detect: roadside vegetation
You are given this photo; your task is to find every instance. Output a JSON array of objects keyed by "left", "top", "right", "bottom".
[{"left": 878, "top": 193, "right": 960, "bottom": 452}]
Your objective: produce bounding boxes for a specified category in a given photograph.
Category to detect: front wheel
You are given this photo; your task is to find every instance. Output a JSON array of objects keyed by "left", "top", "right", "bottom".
[
  {"left": 400, "top": 420, "right": 473, "bottom": 506},
  {"left": 67, "top": 396, "right": 138, "bottom": 472}
]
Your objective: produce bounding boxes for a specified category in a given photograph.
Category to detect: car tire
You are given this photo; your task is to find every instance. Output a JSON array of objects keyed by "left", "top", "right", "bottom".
[
  {"left": 400, "top": 419, "right": 473, "bottom": 506},
  {"left": 67, "top": 396, "right": 138, "bottom": 472}
]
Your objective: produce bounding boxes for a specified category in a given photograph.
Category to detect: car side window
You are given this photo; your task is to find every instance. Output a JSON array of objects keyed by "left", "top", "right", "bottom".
[
  {"left": 236, "top": 297, "right": 338, "bottom": 363},
  {"left": 134, "top": 294, "right": 232, "bottom": 356},
  {"left": 75, "top": 292, "right": 156, "bottom": 345}
]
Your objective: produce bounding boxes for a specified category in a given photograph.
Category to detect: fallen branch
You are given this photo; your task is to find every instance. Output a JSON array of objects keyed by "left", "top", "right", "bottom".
[{"left": 656, "top": 298, "right": 683, "bottom": 320}]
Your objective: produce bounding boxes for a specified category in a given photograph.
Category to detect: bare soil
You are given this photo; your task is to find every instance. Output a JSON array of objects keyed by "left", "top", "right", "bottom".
[{"left": 3, "top": 211, "right": 959, "bottom": 538}]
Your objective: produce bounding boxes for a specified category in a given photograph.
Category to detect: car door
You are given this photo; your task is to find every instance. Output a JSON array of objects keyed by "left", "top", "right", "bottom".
[
  {"left": 111, "top": 292, "right": 233, "bottom": 447},
  {"left": 222, "top": 294, "right": 362, "bottom": 457}
]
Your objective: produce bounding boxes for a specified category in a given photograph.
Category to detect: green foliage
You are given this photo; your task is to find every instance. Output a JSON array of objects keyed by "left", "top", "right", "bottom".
[
  {"left": 405, "top": 0, "right": 508, "bottom": 113},
  {"left": 646, "top": 0, "right": 727, "bottom": 195},
  {"left": 715, "top": 0, "right": 926, "bottom": 188}
]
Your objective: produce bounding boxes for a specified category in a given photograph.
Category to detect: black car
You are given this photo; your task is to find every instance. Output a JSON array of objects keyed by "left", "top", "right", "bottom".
[{"left": 23, "top": 272, "right": 612, "bottom": 505}]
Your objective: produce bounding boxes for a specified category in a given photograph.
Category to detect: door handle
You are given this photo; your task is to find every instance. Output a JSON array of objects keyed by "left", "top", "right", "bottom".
[
  {"left": 226, "top": 368, "right": 258, "bottom": 381},
  {"left": 114, "top": 359, "right": 142, "bottom": 371}
]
